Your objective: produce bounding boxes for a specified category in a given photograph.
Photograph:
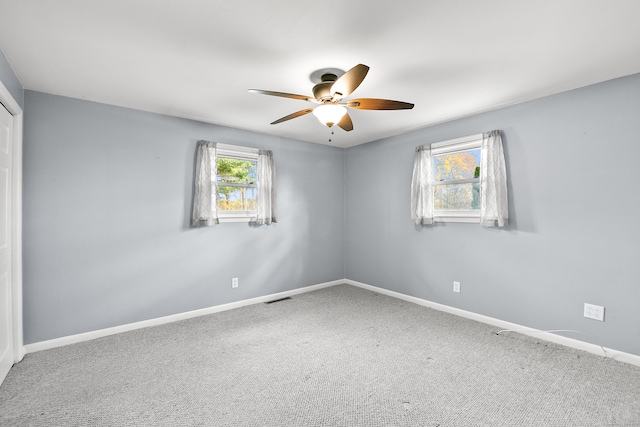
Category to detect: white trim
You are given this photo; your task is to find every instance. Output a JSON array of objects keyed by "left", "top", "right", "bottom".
[
  {"left": 430, "top": 133, "right": 482, "bottom": 154},
  {"left": 344, "top": 279, "right": 640, "bottom": 367},
  {"left": 24, "top": 279, "right": 344, "bottom": 354},
  {"left": 433, "top": 216, "right": 479, "bottom": 223},
  {"left": 217, "top": 217, "right": 254, "bottom": 223},
  {"left": 432, "top": 177, "right": 479, "bottom": 186},
  {"left": 217, "top": 210, "right": 256, "bottom": 223},
  {"left": 0, "top": 80, "right": 24, "bottom": 363},
  {"left": 433, "top": 209, "right": 480, "bottom": 223},
  {"left": 216, "top": 142, "right": 259, "bottom": 158},
  {"left": 23, "top": 278, "right": 640, "bottom": 367}
]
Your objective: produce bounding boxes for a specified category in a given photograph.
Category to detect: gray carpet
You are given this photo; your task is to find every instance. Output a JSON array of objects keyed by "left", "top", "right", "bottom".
[{"left": 1, "top": 284, "right": 639, "bottom": 426}]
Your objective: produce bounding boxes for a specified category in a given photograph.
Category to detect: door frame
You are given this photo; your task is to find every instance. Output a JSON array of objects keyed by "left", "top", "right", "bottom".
[{"left": 0, "top": 81, "right": 23, "bottom": 363}]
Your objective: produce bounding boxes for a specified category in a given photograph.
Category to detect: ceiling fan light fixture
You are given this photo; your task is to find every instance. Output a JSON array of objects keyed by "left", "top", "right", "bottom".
[
  {"left": 250, "top": 64, "right": 412, "bottom": 132},
  {"left": 313, "top": 104, "right": 347, "bottom": 127}
]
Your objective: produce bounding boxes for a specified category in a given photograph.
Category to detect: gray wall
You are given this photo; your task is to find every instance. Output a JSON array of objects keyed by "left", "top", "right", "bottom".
[
  {"left": 23, "top": 91, "right": 345, "bottom": 344},
  {"left": 16, "top": 68, "right": 640, "bottom": 357},
  {"left": 345, "top": 73, "right": 640, "bottom": 356},
  {"left": 0, "top": 49, "right": 23, "bottom": 109}
]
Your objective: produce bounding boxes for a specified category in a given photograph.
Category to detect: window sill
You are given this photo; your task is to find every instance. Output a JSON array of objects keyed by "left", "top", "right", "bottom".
[
  {"left": 218, "top": 217, "right": 255, "bottom": 223},
  {"left": 433, "top": 210, "right": 480, "bottom": 223},
  {"left": 434, "top": 216, "right": 480, "bottom": 223}
]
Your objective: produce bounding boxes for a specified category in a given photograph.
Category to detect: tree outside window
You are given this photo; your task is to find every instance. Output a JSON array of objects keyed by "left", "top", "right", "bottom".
[
  {"left": 216, "top": 157, "right": 257, "bottom": 212},
  {"left": 433, "top": 149, "right": 480, "bottom": 211}
]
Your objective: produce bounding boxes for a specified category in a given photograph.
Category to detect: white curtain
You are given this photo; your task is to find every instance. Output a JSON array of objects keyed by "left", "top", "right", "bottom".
[
  {"left": 192, "top": 140, "right": 218, "bottom": 227},
  {"left": 410, "top": 145, "right": 434, "bottom": 225},
  {"left": 480, "top": 130, "right": 508, "bottom": 227},
  {"left": 255, "top": 150, "right": 277, "bottom": 225}
]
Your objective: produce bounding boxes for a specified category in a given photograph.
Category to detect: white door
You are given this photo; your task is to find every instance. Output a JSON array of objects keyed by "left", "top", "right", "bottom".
[{"left": 0, "top": 103, "right": 13, "bottom": 384}]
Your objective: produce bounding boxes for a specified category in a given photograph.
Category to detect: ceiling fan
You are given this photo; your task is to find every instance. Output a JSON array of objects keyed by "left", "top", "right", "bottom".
[{"left": 249, "top": 64, "right": 414, "bottom": 132}]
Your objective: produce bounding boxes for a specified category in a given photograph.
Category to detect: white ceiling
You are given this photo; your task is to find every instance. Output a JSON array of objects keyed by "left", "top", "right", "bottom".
[{"left": 1, "top": 1, "right": 639, "bottom": 148}]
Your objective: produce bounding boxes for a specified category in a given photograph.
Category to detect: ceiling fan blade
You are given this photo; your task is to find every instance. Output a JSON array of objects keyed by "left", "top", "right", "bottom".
[
  {"left": 330, "top": 64, "right": 369, "bottom": 98},
  {"left": 336, "top": 113, "right": 353, "bottom": 132},
  {"left": 249, "top": 89, "right": 317, "bottom": 103},
  {"left": 270, "top": 108, "right": 314, "bottom": 125},
  {"left": 346, "top": 98, "right": 414, "bottom": 110}
]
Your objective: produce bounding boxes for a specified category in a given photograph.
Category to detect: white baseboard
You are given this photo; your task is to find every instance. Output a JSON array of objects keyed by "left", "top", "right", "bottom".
[
  {"left": 345, "top": 279, "right": 640, "bottom": 368},
  {"left": 24, "top": 279, "right": 344, "bottom": 354},
  {"left": 24, "top": 278, "right": 640, "bottom": 368}
]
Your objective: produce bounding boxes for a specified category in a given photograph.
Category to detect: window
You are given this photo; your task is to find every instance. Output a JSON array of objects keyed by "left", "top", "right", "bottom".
[
  {"left": 192, "top": 141, "right": 276, "bottom": 227},
  {"left": 215, "top": 144, "right": 259, "bottom": 222},
  {"left": 431, "top": 134, "right": 482, "bottom": 222},
  {"left": 411, "top": 131, "right": 508, "bottom": 227}
]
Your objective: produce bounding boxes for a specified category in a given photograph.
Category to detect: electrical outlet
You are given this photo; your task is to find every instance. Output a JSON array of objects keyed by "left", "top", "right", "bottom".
[
  {"left": 453, "top": 281, "right": 461, "bottom": 293},
  {"left": 232, "top": 278, "right": 238, "bottom": 288},
  {"left": 584, "top": 303, "right": 604, "bottom": 321}
]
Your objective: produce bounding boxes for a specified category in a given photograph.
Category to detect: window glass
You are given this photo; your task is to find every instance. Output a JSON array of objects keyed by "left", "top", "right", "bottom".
[
  {"left": 217, "top": 158, "right": 257, "bottom": 185},
  {"left": 216, "top": 186, "right": 257, "bottom": 211},
  {"left": 216, "top": 156, "right": 258, "bottom": 213},
  {"left": 434, "top": 182, "right": 480, "bottom": 210},
  {"left": 433, "top": 147, "right": 481, "bottom": 213},
  {"left": 434, "top": 149, "right": 480, "bottom": 182}
]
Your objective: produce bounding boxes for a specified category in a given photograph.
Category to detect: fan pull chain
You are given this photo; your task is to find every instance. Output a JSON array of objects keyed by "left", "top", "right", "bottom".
[{"left": 328, "top": 129, "right": 334, "bottom": 143}]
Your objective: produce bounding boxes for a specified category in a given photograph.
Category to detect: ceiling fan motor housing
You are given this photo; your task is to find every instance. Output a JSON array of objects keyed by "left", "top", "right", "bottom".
[{"left": 312, "top": 73, "right": 338, "bottom": 101}]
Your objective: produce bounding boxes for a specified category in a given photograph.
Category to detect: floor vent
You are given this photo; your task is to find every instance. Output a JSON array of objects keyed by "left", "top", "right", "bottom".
[{"left": 264, "top": 297, "right": 292, "bottom": 304}]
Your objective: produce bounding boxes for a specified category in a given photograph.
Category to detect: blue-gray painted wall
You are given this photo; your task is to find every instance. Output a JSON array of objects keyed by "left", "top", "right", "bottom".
[
  {"left": 345, "top": 73, "right": 640, "bottom": 356},
  {"left": 22, "top": 91, "right": 345, "bottom": 344},
  {"left": 0, "top": 49, "right": 23, "bottom": 109},
  {"left": 4, "top": 46, "right": 639, "bottom": 357}
]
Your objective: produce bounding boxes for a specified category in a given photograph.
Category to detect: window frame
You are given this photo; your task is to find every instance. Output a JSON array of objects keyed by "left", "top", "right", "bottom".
[
  {"left": 215, "top": 143, "right": 259, "bottom": 223},
  {"left": 430, "top": 133, "right": 483, "bottom": 223}
]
